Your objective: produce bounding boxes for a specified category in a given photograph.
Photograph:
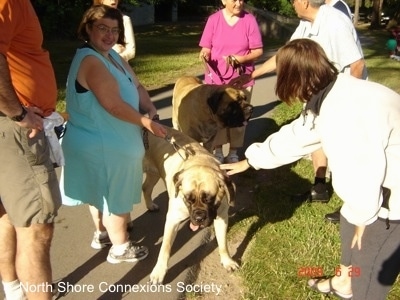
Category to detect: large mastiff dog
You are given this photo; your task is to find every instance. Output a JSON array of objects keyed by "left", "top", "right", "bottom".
[
  {"left": 172, "top": 76, "right": 253, "bottom": 152},
  {"left": 143, "top": 126, "right": 239, "bottom": 285}
]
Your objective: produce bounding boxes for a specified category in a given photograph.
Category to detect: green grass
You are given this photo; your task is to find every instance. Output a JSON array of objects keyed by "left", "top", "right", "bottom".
[
  {"left": 131, "top": 23, "right": 206, "bottom": 89},
  {"left": 357, "top": 24, "right": 400, "bottom": 94},
  {"left": 227, "top": 157, "right": 347, "bottom": 299},
  {"left": 45, "top": 21, "right": 400, "bottom": 299},
  {"left": 230, "top": 24, "right": 400, "bottom": 299}
]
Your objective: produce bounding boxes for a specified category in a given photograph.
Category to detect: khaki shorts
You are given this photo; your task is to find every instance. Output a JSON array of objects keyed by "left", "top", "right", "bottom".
[{"left": 0, "top": 116, "right": 61, "bottom": 227}]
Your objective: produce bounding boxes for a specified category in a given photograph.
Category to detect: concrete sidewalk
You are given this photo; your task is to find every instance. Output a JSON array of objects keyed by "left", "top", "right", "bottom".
[{"left": 0, "top": 57, "right": 279, "bottom": 300}]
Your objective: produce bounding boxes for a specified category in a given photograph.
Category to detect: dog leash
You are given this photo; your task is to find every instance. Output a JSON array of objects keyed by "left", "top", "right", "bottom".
[
  {"left": 201, "top": 55, "right": 231, "bottom": 84},
  {"left": 143, "top": 122, "right": 194, "bottom": 161},
  {"left": 201, "top": 55, "right": 215, "bottom": 84},
  {"left": 201, "top": 55, "right": 246, "bottom": 85},
  {"left": 165, "top": 134, "right": 195, "bottom": 161},
  {"left": 225, "top": 55, "right": 245, "bottom": 76},
  {"left": 142, "top": 115, "right": 195, "bottom": 160},
  {"left": 142, "top": 114, "right": 160, "bottom": 150}
]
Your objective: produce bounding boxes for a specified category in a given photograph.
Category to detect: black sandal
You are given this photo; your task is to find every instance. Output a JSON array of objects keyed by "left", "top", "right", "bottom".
[{"left": 307, "top": 277, "right": 331, "bottom": 294}]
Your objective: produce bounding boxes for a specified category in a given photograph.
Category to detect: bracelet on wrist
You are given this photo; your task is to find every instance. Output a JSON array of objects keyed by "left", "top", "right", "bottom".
[{"left": 10, "top": 105, "right": 28, "bottom": 122}]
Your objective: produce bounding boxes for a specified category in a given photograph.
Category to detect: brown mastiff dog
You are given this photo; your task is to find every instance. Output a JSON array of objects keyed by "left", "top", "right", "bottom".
[
  {"left": 172, "top": 76, "right": 253, "bottom": 152},
  {"left": 143, "top": 126, "right": 239, "bottom": 285}
]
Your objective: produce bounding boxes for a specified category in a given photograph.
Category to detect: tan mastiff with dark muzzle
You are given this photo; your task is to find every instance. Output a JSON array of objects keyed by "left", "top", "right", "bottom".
[
  {"left": 142, "top": 126, "right": 239, "bottom": 285},
  {"left": 172, "top": 76, "right": 253, "bottom": 152}
]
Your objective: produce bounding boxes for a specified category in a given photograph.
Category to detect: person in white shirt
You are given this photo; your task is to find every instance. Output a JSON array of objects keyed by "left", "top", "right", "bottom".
[
  {"left": 325, "top": 0, "right": 352, "bottom": 19},
  {"left": 323, "top": 0, "right": 354, "bottom": 223},
  {"left": 231, "top": 0, "right": 367, "bottom": 204},
  {"left": 222, "top": 39, "right": 400, "bottom": 300}
]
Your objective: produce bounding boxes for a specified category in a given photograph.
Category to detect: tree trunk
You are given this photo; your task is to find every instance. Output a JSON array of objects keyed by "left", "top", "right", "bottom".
[
  {"left": 171, "top": 0, "right": 178, "bottom": 22},
  {"left": 370, "top": 0, "right": 383, "bottom": 29},
  {"left": 353, "top": 0, "right": 360, "bottom": 26}
]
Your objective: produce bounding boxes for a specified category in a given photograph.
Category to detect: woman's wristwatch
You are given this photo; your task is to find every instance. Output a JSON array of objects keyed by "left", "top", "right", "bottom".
[{"left": 10, "top": 105, "right": 28, "bottom": 122}]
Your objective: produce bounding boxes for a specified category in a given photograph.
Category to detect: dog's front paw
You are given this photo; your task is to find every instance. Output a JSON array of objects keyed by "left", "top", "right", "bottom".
[
  {"left": 149, "top": 264, "right": 167, "bottom": 285},
  {"left": 221, "top": 257, "right": 240, "bottom": 272}
]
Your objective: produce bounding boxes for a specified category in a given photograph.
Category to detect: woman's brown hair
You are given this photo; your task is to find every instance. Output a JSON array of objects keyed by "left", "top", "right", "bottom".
[
  {"left": 77, "top": 5, "right": 125, "bottom": 46},
  {"left": 275, "top": 39, "right": 338, "bottom": 105}
]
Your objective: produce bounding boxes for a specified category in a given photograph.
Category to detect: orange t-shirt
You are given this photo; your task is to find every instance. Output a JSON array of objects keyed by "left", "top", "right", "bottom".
[{"left": 0, "top": 0, "right": 57, "bottom": 116}]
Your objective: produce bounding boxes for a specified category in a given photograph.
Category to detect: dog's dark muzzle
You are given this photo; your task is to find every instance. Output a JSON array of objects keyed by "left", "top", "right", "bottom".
[
  {"left": 192, "top": 209, "right": 208, "bottom": 225},
  {"left": 189, "top": 209, "right": 213, "bottom": 231},
  {"left": 219, "top": 98, "right": 254, "bottom": 128},
  {"left": 244, "top": 104, "right": 253, "bottom": 121}
]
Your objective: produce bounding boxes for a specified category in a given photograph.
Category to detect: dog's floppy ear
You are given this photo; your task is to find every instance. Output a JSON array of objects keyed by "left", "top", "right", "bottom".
[
  {"left": 237, "top": 89, "right": 247, "bottom": 102},
  {"left": 207, "top": 90, "right": 225, "bottom": 114},
  {"left": 216, "top": 172, "right": 236, "bottom": 207},
  {"left": 225, "top": 87, "right": 246, "bottom": 102},
  {"left": 224, "top": 175, "right": 236, "bottom": 207},
  {"left": 173, "top": 170, "right": 184, "bottom": 197}
]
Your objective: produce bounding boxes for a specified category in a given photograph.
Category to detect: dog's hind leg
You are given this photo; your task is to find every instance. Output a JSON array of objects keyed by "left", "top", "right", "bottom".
[
  {"left": 142, "top": 171, "right": 160, "bottom": 211},
  {"left": 213, "top": 205, "right": 240, "bottom": 271}
]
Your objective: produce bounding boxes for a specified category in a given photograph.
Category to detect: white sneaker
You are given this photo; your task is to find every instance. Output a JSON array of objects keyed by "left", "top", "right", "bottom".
[
  {"left": 225, "top": 153, "right": 239, "bottom": 163},
  {"left": 107, "top": 242, "right": 149, "bottom": 263},
  {"left": 91, "top": 232, "right": 112, "bottom": 250}
]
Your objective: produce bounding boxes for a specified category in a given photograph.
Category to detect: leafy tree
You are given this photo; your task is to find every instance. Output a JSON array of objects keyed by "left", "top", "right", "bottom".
[
  {"left": 32, "top": 0, "right": 91, "bottom": 38},
  {"left": 30, "top": 0, "right": 400, "bottom": 38},
  {"left": 31, "top": 0, "right": 144, "bottom": 39},
  {"left": 248, "top": 0, "right": 295, "bottom": 17},
  {"left": 369, "top": 0, "right": 384, "bottom": 28}
]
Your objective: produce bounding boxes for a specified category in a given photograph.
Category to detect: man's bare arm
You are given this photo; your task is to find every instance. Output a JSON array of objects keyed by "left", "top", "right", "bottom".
[{"left": 0, "top": 53, "right": 44, "bottom": 136}]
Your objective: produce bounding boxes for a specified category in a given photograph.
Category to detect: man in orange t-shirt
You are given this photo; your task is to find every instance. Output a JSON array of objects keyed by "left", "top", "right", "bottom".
[{"left": 0, "top": 0, "right": 61, "bottom": 299}]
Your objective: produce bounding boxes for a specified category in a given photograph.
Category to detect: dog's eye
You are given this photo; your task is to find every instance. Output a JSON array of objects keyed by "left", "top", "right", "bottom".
[
  {"left": 202, "top": 194, "right": 214, "bottom": 204},
  {"left": 184, "top": 194, "right": 195, "bottom": 204}
]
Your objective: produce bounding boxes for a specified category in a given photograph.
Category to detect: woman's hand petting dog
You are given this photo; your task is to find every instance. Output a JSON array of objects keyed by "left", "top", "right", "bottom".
[{"left": 220, "top": 159, "right": 251, "bottom": 176}]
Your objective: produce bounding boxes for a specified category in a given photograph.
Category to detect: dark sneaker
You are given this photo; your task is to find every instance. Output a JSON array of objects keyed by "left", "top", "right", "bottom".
[
  {"left": 325, "top": 209, "right": 341, "bottom": 223},
  {"left": 91, "top": 232, "right": 112, "bottom": 250},
  {"left": 106, "top": 243, "right": 149, "bottom": 264},
  {"left": 309, "top": 183, "right": 330, "bottom": 203}
]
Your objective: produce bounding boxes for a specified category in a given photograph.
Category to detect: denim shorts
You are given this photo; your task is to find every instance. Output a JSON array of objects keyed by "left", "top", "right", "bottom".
[{"left": 0, "top": 116, "right": 61, "bottom": 227}]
